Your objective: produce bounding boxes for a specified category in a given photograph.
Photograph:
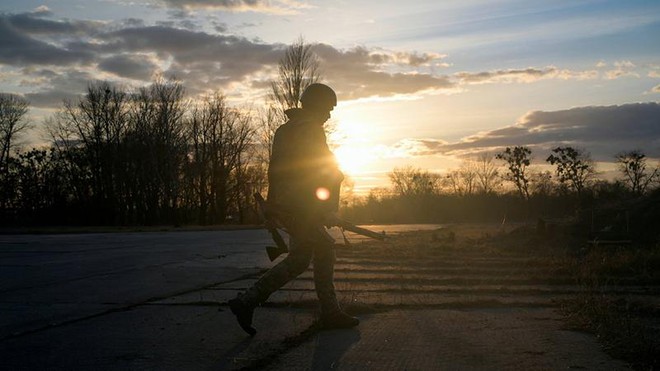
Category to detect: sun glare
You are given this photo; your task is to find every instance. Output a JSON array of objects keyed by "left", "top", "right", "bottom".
[
  {"left": 330, "top": 115, "right": 379, "bottom": 176},
  {"left": 334, "top": 145, "right": 374, "bottom": 176}
]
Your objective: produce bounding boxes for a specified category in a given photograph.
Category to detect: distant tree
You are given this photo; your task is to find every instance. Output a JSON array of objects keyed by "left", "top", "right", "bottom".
[
  {"left": 49, "top": 81, "right": 130, "bottom": 223},
  {"left": 530, "top": 170, "right": 554, "bottom": 197},
  {"left": 258, "top": 37, "right": 323, "bottom": 169},
  {"left": 0, "top": 94, "right": 30, "bottom": 212},
  {"left": 124, "top": 77, "right": 188, "bottom": 224},
  {"left": 496, "top": 146, "right": 532, "bottom": 200},
  {"left": 366, "top": 187, "right": 390, "bottom": 202},
  {"left": 45, "top": 114, "right": 95, "bottom": 216},
  {"left": 0, "top": 93, "right": 30, "bottom": 176},
  {"left": 475, "top": 153, "right": 500, "bottom": 194},
  {"left": 615, "top": 150, "right": 659, "bottom": 195},
  {"left": 185, "top": 93, "right": 254, "bottom": 224},
  {"left": 445, "top": 160, "right": 477, "bottom": 196},
  {"left": 546, "top": 146, "right": 595, "bottom": 198},
  {"left": 339, "top": 175, "right": 356, "bottom": 208},
  {"left": 389, "top": 166, "right": 439, "bottom": 197},
  {"left": 255, "top": 104, "right": 279, "bottom": 166},
  {"left": 591, "top": 179, "right": 628, "bottom": 201},
  {"left": 14, "top": 149, "right": 51, "bottom": 215},
  {"left": 270, "top": 36, "right": 321, "bottom": 113}
]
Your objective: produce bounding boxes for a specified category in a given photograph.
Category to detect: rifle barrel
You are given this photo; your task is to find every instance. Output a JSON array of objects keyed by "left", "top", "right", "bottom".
[{"left": 338, "top": 221, "right": 386, "bottom": 241}]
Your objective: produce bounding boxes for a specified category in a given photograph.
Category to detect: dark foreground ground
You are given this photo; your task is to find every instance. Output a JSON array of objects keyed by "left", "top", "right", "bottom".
[{"left": 1, "top": 224, "right": 657, "bottom": 370}]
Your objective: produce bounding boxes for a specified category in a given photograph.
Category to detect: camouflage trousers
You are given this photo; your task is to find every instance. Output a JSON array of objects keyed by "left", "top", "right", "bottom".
[{"left": 238, "top": 223, "right": 340, "bottom": 315}]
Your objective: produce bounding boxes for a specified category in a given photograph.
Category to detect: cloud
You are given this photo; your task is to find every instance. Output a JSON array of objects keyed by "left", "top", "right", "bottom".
[
  {"left": 0, "top": 13, "right": 96, "bottom": 66},
  {"left": 605, "top": 60, "right": 640, "bottom": 80},
  {"left": 152, "top": 0, "right": 310, "bottom": 14},
  {"left": 32, "top": 6, "right": 53, "bottom": 16},
  {"left": 22, "top": 69, "right": 98, "bottom": 108},
  {"left": 0, "top": 10, "right": 653, "bottom": 112},
  {"left": 0, "top": 11, "right": 283, "bottom": 104},
  {"left": 314, "top": 44, "right": 457, "bottom": 100},
  {"left": 98, "top": 54, "right": 159, "bottom": 80},
  {"left": 455, "top": 66, "right": 598, "bottom": 84},
  {"left": 24, "top": 90, "right": 83, "bottom": 108},
  {"left": 390, "top": 103, "right": 660, "bottom": 161},
  {"left": 366, "top": 48, "right": 447, "bottom": 67},
  {"left": 390, "top": 138, "right": 449, "bottom": 157},
  {"left": 96, "top": 25, "right": 283, "bottom": 94}
]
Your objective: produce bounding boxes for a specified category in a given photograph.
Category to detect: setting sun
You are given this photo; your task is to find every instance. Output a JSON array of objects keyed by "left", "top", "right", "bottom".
[
  {"left": 331, "top": 115, "right": 378, "bottom": 176},
  {"left": 334, "top": 144, "right": 374, "bottom": 176}
]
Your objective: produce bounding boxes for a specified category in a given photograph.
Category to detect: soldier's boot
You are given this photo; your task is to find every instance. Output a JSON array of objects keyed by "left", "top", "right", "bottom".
[
  {"left": 228, "top": 298, "right": 257, "bottom": 336},
  {"left": 320, "top": 311, "right": 359, "bottom": 330}
]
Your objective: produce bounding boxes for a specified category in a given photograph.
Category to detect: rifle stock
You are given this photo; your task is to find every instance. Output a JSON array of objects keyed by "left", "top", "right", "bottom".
[{"left": 254, "top": 193, "right": 289, "bottom": 261}]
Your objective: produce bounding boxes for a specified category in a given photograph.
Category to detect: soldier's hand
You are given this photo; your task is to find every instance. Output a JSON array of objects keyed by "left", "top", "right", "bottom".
[{"left": 322, "top": 212, "right": 341, "bottom": 228}]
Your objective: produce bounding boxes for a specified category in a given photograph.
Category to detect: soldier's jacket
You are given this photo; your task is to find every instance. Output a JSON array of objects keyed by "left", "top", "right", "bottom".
[{"left": 267, "top": 108, "right": 343, "bottom": 220}]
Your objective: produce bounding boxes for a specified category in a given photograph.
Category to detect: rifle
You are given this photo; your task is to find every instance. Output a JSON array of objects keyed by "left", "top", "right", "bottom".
[
  {"left": 254, "top": 193, "right": 386, "bottom": 261},
  {"left": 254, "top": 192, "right": 290, "bottom": 261},
  {"left": 334, "top": 219, "right": 387, "bottom": 241}
]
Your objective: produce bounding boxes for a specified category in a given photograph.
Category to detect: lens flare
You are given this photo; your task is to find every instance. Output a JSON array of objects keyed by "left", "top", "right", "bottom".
[{"left": 316, "top": 187, "right": 330, "bottom": 201}]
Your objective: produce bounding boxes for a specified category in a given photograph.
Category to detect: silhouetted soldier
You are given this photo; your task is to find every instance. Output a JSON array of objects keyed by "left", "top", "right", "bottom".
[{"left": 229, "top": 83, "right": 358, "bottom": 335}]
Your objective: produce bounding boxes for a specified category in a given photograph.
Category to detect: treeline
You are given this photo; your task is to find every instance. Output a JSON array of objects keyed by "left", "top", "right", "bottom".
[
  {"left": 2, "top": 34, "right": 659, "bottom": 227},
  {"left": 0, "top": 37, "right": 325, "bottom": 227},
  {"left": 3, "top": 83, "right": 659, "bottom": 227},
  {"left": 2, "top": 79, "right": 658, "bottom": 227},
  {"left": 0, "top": 80, "right": 266, "bottom": 226},
  {"left": 342, "top": 147, "right": 659, "bottom": 225}
]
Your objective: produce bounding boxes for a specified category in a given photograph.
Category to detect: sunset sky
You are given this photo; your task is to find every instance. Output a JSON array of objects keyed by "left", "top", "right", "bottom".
[{"left": 1, "top": 0, "right": 659, "bottom": 193}]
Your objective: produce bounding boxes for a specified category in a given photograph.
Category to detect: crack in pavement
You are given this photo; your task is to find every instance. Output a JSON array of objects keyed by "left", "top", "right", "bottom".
[{"left": 0, "top": 270, "right": 265, "bottom": 342}]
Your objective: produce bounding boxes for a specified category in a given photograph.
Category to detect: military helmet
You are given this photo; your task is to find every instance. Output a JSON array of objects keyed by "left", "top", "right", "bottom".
[{"left": 300, "top": 83, "right": 337, "bottom": 110}]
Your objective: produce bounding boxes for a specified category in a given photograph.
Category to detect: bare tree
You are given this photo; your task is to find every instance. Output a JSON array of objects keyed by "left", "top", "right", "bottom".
[
  {"left": 55, "top": 81, "right": 130, "bottom": 223},
  {"left": 444, "top": 160, "right": 477, "bottom": 196},
  {"left": 0, "top": 94, "right": 30, "bottom": 175},
  {"left": 270, "top": 36, "right": 321, "bottom": 113},
  {"left": 389, "top": 166, "right": 439, "bottom": 197},
  {"left": 616, "top": 150, "right": 659, "bottom": 195},
  {"left": 186, "top": 93, "right": 254, "bottom": 224},
  {"left": 546, "top": 146, "right": 595, "bottom": 198},
  {"left": 258, "top": 37, "right": 323, "bottom": 167},
  {"left": 530, "top": 170, "right": 554, "bottom": 196},
  {"left": 255, "top": 104, "right": 279, "bottom": 166},
  {"left": 367, "top": 187, "right": 391, "bottom": 202},
  {"left": 496, "top": 146, "right": 532, "bottom": 200},
  {"left": 475, "top": 153, "right": 500, "bottom": 194},
  {"left": 126, "top": 77, "right": 188, "bottom": 224}
]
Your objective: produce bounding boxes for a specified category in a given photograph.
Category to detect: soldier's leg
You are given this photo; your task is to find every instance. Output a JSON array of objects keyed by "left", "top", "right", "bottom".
[
  {"left": 312, "top": 229, "right": 359, "bottom": 329},
  {"left": 230, "top": 237, "right": 312, "bottom": 335},
  {"left": 312, "top": 238, "right": 340, "bottom": 315},
  {"left": 238, "top": 236, "right": 313, "bottom": 307}
]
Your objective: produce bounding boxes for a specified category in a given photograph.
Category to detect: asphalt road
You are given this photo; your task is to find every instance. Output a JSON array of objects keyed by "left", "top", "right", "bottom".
[
  {"left": 0, "top": 225, "right": 438, "bottom": 341},
  {"left": 0, "top": 229, "right": 279, "bottom": 341},
  {"left": 0, "top": 225, "right": 630, "bottom": 370}
]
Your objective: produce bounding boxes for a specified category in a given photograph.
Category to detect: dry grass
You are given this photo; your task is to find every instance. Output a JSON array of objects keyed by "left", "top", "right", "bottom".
[
  {"left": 558, "top": 244, "right": 660, "bottom": 370},
  {"left": 350, "top": 223, "right": 660, "bottom": 369}
]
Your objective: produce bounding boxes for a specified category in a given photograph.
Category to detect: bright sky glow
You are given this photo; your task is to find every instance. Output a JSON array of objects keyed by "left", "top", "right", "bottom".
[{"left": 1, "top": 0, "right": 659, "bottom": 193}]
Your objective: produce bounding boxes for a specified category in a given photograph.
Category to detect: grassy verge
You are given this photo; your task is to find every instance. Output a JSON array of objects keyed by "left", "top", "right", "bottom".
[
  {"left": 560, "top": 293, "right": 659, "bottom": 370},
  {"left": 473, "top": 221, "right": 660, "bottom": 370},
  {"left": 364, "top": 223, "right": 660, "bottom": 369},
  {"left": 558, "top": 244, "right": 660, "bottom": 370}
]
